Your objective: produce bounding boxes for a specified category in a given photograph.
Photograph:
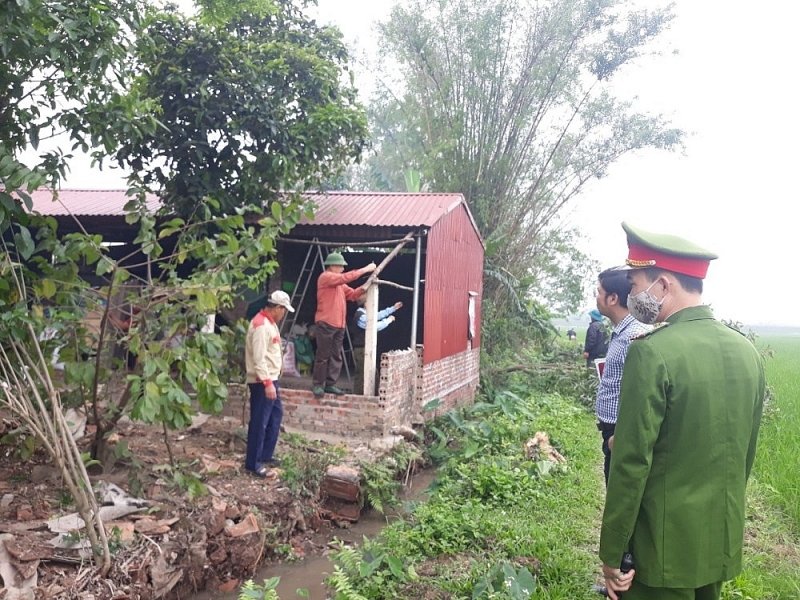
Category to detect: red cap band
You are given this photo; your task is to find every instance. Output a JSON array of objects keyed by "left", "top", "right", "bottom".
[{"left": 627, "top": 242, "right": 711, "bottom": 279}]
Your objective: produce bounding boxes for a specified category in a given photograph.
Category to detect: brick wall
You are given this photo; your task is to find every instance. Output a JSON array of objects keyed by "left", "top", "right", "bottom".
[
  {"left": 279, "top": 388, "right": 385, "bottom": 438},
  {"left": 417, "top": 346, "right": 480, "bottom": 419},
  {"left": 226, "top": 347, "right": 480, "bottom": 438},
  {"left": 377, "top": 348, "right": 419, "bottom": 430}
]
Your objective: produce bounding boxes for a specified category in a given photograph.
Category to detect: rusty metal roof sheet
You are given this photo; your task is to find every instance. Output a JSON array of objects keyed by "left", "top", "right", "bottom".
[
  {"left": 24, "top": 189, "right": 160, "bottom": 216},
  {"left": 300, "top": 191, "right": 466, "bottom": 228}
]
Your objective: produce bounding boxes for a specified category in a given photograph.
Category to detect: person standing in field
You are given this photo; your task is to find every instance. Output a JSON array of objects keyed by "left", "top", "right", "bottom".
[
  {"left": 592, "top": 266, "right": 650, "bottom": 485},
  {"left": 244, "top": 290, "right": 295, "bottom": 479},
  {"left": 599, "top": 223, "right": 765, "bottom": 600},
  {"left": 312, "top": 252, "right": 376, "bottom": 398},
  {"left": 584, "top": 308, "right": 608, "bottom": 367}
]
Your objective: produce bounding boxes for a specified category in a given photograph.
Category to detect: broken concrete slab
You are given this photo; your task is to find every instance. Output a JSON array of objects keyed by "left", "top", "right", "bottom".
[
  {"left": 46, "top": 504, "right": 145, "bottom": 534},
  {"left": 321, "top": 465, "right": 360, "bottom": 502},
  {"left": 223, "top": 513, "right": 259, "bottom": 538}
]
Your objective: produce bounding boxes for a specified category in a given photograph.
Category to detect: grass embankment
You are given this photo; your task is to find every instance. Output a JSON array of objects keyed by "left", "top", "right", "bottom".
[
  {"left": 328, "top": 384, "right": 607, "bottom": 599},
  {"left": 320, "top": 336, "right": 800, "bottom": 599}
]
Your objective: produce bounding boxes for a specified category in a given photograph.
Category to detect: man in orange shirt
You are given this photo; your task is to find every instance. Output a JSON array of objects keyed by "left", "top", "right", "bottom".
[{"left": 312, "top": 252, "right": 376, "bottom": 397}]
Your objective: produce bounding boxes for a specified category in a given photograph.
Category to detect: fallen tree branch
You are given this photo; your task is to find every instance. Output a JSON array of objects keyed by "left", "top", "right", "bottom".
[{"left": 486, "top": 363, "right": 583, "bottom": 375}]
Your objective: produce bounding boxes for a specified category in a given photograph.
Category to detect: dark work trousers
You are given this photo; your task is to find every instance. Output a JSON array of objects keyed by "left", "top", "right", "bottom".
[
  {"left": 245, "top": 381, "right": 282, "bottom": 472},
  {"left": 601, "top": 427, "right": 615, "bottom": 485},
  {"left": 312, "top": 321, "right": 344, "bottom": 388}
]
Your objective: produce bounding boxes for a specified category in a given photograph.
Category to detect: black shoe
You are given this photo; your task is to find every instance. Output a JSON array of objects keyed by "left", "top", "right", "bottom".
[
  {"left": 264, "top": 457, "right": 282, "bottom": 466},
  {"left": 324, "top": 385, "right": 345, "bottom": 395},
  {"left": 245, "top": 465, "right": 276, "bottom": 479}
]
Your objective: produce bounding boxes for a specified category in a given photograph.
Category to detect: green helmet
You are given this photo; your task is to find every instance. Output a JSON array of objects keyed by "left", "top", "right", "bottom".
[{"left": 324, "top": 252, "right": 348, "bottom": 266}]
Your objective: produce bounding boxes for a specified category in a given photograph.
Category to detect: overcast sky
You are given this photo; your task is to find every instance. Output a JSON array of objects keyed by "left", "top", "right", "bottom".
[
  {"left": 62, "top": 0, "right": 800, "bottom": 326},
  {"left": 566, "top": 0, "right": 800, "bottom": 328},
  {"left": 313, "top": 0, "right": 800, "bottom": 327}
]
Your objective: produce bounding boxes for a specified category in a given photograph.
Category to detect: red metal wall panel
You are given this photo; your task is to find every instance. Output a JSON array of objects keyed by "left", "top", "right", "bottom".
[{"left": 422, "top": 204, "right": 484, "bottom": 364}]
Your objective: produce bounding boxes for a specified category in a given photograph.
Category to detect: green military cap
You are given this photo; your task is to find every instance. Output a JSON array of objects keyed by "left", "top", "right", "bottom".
[
  {"left": 323, "top": 252, "right": 348, "bottom": 266},
  {"left": 622, "top": 222, "right": 718, "bottom": 279}
]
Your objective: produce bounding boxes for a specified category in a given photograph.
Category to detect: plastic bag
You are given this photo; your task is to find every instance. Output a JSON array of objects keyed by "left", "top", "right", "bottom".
[{"left": 282, "top": 339, "right": 301, "bottom": 377}]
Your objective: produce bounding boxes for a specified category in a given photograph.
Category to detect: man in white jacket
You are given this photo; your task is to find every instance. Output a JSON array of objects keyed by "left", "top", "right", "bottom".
[{"left": 244, "top": 290, "right": 294, "bottom": 479}]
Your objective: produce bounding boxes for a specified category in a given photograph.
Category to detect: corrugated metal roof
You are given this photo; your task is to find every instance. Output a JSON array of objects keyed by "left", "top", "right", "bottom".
[
  {"left": 300, "top": 191, "right": 465, "bottom": 228},
  {"left": 23, "top": 189, "right": 480, "bottom": 239},
  {"left": 24, "top": 189, "right": 160, "bottom": 216}
]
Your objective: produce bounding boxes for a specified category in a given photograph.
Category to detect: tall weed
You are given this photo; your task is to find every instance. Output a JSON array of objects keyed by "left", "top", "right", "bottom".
[
  {"left": 752, "top": 335, "right": 800, "bottom": 532},
  {"left": 481, "top": 339, "right": 598, "bottom": 412}
]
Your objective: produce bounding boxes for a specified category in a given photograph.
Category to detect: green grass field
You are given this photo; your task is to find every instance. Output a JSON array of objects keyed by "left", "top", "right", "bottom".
[
  {"left": 724, "top": 332, "right": 800, "bottom": 599},
  {"left": 754, "top": 334, "right": 800, "bottom": 531}
]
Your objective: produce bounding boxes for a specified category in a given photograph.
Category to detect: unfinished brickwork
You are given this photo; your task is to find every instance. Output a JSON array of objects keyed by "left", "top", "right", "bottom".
[
  {"left": 225, "top": 347, "right": 480, "bottom": 439},
  {"left": 279, "top": 388, "right": 385, "bottom": 439},
  {"left": 376, "top": 348, "right": 419, "bottom": 429}
]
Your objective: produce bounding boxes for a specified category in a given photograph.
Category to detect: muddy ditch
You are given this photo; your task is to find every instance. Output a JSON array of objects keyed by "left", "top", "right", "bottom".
[{"left": 0, "top": 408, "right": 425, "bottom": 600}]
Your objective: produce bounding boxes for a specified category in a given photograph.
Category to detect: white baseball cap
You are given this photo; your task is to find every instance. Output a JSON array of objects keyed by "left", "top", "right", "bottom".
[{"left": 269, "top": 290, "right": 295, "bottom": 312}]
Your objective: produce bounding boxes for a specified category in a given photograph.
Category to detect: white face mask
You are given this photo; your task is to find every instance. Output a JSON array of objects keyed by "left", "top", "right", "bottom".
[{"left": 627, "top": 280, "right": 664, "bottom": 324}]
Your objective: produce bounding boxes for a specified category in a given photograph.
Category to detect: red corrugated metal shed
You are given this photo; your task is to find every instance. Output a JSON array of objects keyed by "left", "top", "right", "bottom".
[
  {"left": 422, "top": 202, "right": 484, "bottom": 362},
  {"left": 22, "top": 188, "right": 485, "bottom": 364}
]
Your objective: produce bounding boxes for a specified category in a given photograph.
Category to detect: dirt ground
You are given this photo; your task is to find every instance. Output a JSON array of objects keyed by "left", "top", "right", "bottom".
[{"left": 0, "top": 400, "right": 391, "bottom": 600}]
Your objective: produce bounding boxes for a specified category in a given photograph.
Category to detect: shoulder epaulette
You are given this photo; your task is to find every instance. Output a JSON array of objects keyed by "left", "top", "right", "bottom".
[{"left": 632, "top": 322, "right": 669, "bottom": 340}]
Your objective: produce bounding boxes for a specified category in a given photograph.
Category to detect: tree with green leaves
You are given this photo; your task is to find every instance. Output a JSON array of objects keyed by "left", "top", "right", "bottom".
[
  {"left": 79, "top": 0, "right": 368, "bottom": 458},
  {"left": 0, "top": 0, "right": 155, "bottom": 202},
  {"left": 115, "top": 0, "right": 368, "bottom": 218},
  {"left": 3, "top": 0, "right": 367, "bottom": 462},
  {"left": 361, "top": 0, "right": 683, "bottom": 322},
  {"left": 1, "top": 0, "right": 368, "bottom": 573},
  {"left": 1, "top": 0, "right": 156, "bottom": 574}
]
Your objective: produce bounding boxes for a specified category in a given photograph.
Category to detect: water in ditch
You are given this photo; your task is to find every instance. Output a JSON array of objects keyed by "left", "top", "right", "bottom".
[{"left": 194, "top": 469, "right": 436, "bottom": 600}]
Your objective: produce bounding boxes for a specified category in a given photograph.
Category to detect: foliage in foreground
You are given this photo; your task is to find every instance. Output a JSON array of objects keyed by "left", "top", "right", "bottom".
[
  {"left": 238, "top": 577, "right": 281, "bottom": 600},
  {"left": 1, "top": 0, "right": 368, "bottom": 458},
  {"left": 2, "top": 0, "right": 368, "bottom": 567},
  {"left": 328, "top": 386, "right": 605, "bottom": 599}
]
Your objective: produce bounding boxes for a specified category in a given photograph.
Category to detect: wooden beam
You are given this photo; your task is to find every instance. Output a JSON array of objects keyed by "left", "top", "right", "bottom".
[
  {"left": 362, "top": 285, "right": 379, "bottom": 396},
  {"left": 362, "top": 233, "right": 415, "bottom": 395}
]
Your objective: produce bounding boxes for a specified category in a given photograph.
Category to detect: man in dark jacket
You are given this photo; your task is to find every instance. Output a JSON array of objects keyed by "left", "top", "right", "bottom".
[{"left": 583, "top": 308, "right": 608, "bottom": 367}]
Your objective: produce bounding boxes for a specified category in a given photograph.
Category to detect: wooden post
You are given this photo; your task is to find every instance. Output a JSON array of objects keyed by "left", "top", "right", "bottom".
[
  {"left": 359, "top": 232, "right": 414, "bottom": 396},
  {"left": 363, "top": 284, "right": 379, "bottom": 396}
]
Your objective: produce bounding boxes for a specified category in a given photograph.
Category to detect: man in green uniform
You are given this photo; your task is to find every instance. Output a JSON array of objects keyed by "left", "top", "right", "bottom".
[{"left": 599, "top": 223, "right": 765, "bottom": 600}]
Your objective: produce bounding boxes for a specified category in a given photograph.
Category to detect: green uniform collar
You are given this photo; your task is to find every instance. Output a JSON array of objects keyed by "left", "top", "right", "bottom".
[{"left": 665, "top": 305, "right": 714, "bottom": 324}]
